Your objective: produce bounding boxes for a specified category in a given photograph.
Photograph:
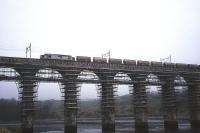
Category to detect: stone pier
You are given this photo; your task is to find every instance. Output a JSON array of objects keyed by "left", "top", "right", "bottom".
[
  {"left": 98, "top": 72, "right": 116, "bottom": 133},
  {"left": 160, "top": 75, "right": 178, "bottom": 132},
  {"left": 17, "top": 69, "right": 37, "bottom": 133},
  {"left": 185, "top": 74, "right": 200, "bottom": 133},
  {"left": 132, "top": 74, "right": 149, "bottom": 133},
  {"left": 60, "top": 69, "right": 80, "bottom": 133}
]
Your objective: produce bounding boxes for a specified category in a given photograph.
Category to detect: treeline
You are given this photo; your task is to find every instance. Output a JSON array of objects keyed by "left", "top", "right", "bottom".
[
  {"left": 0, "top": 98, "right": 20, "bottom": 121},
  {"left": 35, "top": 100, "right": 63, "bottom": 119},
  {"left": 0, "top": 90, "right": 189, "bottom": 121}
]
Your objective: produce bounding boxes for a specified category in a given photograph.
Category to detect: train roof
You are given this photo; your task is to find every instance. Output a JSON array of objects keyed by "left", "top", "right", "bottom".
[{"left": 42, "top": 53, "right": 72, "bottom": 56}]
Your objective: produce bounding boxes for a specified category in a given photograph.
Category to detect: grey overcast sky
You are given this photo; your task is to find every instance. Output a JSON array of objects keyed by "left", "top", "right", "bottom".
[{"left": 0, "top": 0, "right": 200, "bottom": 100}]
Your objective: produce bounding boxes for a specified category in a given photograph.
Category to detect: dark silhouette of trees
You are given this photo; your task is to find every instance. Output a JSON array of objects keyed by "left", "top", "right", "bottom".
[
  {"left": 0, "top": 98, "right": 20, "bottom": 121},
  {"left": 0, "top": 91, "right": 189, "bottom": 121}
]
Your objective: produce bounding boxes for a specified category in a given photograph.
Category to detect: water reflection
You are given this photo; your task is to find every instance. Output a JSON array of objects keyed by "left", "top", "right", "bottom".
[
  {"left": 40, "top": 128, "right": 196, "bottom": 133},
  {"left": 14, "top": 119, "right": 200, "bottom": 133},
  {"left": 38, "top": 127, "right": 197, "bottom": 133}
]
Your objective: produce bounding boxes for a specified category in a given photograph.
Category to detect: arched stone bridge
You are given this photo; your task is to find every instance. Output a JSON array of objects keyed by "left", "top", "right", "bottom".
[{"left": 0, "top": 56, "right": 200, "bottom": 133}]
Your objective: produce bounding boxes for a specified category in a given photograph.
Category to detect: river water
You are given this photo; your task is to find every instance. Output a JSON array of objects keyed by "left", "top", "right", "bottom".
[
  {"left": 35, "top": 118, "right": 195, "bottom": 133},
  {"left": 0, "top": 117, "right": 196, "bottom": 133}
]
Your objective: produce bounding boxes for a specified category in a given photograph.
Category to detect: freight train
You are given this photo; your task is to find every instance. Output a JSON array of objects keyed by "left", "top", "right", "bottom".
[
  {"left": 40, "top": 54, "right": 75, "bottom": 61},
  {"left": 40, "top": 54, "right": 198, "bottom": 69}
]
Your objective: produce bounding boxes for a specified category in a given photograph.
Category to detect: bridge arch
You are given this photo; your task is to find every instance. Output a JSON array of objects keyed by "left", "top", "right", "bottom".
[
  {"left": 146, "top": 73, "right": 163, "bottom": 118},
  {"left": 174, "top": 75, "right": 189, "bottom": 120},
  {"left": 35, "top": 68, "right": 63, "bottom": 99},
  {"left": 0, "top": 67, "right": 20, "bottom": 98},
  {"left": 0, "top": 67, "right": 20, "bottom": 78},
  {"left": 0, "top": 67, "right": 21, "bottom": 121},
  {"left": 114, "top": 72, "right": 133, "bottom": 117},
  {"left": 77, "top": 70, "right": 100, "bottom": 99},
  {"left": 77, "top": 70, "right": 101, "bottom": 122},
  {"left": 36, "top": 68, "right": 63, "bottom": 81},
  {"left": 78, "top": 70, "right": 100, "bottom": 81},
  {"left": 35, "top": 68, "right": 64, "bottom": 121}
]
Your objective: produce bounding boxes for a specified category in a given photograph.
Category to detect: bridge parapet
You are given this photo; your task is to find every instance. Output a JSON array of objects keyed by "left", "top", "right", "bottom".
[
  {"left": 0, "top": 56, "right": 200, "bottom": 73},
  {"left": 150, "top": 61, "right": 163, "bottom": 67}
]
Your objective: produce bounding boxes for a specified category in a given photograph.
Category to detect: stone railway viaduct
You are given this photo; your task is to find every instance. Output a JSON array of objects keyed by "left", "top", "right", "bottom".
[{"left": 0, "top": 55, "right": 200, "bottom": 133}]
